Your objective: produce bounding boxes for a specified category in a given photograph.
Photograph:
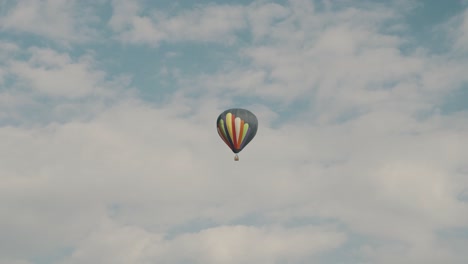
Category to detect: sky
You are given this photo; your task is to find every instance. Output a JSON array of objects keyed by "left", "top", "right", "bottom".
[{"left": 1, "top": 0, "right": 468, "bottom": 263}]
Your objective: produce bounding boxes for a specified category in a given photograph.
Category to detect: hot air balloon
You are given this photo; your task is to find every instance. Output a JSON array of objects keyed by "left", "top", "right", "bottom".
[{"left": 216, "top": 108, "right": 258, "bottom": 161}]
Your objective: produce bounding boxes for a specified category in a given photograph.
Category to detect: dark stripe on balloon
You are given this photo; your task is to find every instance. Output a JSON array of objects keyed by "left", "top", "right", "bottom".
[{"left": 218, "top": 120, "right": 230, "bottom": 147}]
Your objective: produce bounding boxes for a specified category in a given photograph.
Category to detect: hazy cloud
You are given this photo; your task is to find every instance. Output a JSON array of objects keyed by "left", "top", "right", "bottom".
[
  {"left": 0, "top": 0, "right": 101, "bottom": 44},
  {"left": 109, "top": 1, "right": 247, "bottom": 45},
  {"left": 1, "top": 0, "right": 468, "bottom": 263}
]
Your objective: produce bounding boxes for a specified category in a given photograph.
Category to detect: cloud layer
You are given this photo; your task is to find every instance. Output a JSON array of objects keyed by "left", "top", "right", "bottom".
[{"left": 1, "top": 0, "right": 468, "bottom": 263}]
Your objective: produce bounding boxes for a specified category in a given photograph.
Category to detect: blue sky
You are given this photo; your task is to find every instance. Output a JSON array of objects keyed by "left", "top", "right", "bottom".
[{"left": 1, "top": 0, "right": 468, "bottom": 263}]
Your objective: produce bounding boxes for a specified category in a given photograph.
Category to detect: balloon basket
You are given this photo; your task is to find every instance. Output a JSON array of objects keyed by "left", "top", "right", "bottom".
[{"left": 234, "top": 154, "right": 239, "bottom": 161}]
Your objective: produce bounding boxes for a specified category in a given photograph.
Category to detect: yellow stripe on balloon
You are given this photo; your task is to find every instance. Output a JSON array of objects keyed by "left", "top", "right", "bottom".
[
  {"left": 239, "top": 123, "right": 249, "bottom": 145},
  {"left": 226, "top": 113, "right": 233, "bottom": 141}
]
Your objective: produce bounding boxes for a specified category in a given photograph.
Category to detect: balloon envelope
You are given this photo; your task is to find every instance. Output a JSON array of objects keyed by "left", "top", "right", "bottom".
[{"left": 216, "top": 108, "right": 258, "bottom": 154}]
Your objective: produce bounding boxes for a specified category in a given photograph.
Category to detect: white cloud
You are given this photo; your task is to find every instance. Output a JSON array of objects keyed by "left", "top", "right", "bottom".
[
  {"left": 0, "top": 41, "right": 19, "bottom": 84},
  {"left": 11, "top": 49, "right": 104, "bottom": 98},
  {"left": 188, "top": 1, "right": 468, "bottom": 123},
  {"left": 246, "top": 2, "right": 290, "bottom": 42},
  {"left": 2, "top": 1, "right": 468, "bottom": 263},
  {"left": 0, "top": 46, "right": 133, "bottom": 126},
  {"left": 8, "top": 47, "right": 117, "bottom": 98},
  {"left": 60, "top": 219, "right": 345, "bottom": 264},
  {"left": 0, "top": 41, "right": 19, "bottom": 58},
  {"left": 109, "top": 1, "right": 247, "bottom": 45},
  {"left": 454, "top": 9, "right": 468, "bottom": 52},
  {"left": 0, "top": 98, "right": 334, "bottom": 262},
  {"left": 435, "top": 8, "right": 468, "bottom": 54},
  {"left": 108, "top": 0, "right": 140, "bottom": 32},
  {"left": 0, "top": 0, "right": 100, "bottom": 44},
  {"left": 188, "top": 4, "right": 416, "bottom": 105},
  {"left": 1, "top": 89, "right": 467, "bottom": 262},
  {"left": 0, "top": 259, "right": 32, "bottom": 264}
]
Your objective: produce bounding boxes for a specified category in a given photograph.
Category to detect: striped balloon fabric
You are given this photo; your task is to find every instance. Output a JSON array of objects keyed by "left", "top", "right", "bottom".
[{"left": 216, "top": 108, "right": 258, "bottom": 159}]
